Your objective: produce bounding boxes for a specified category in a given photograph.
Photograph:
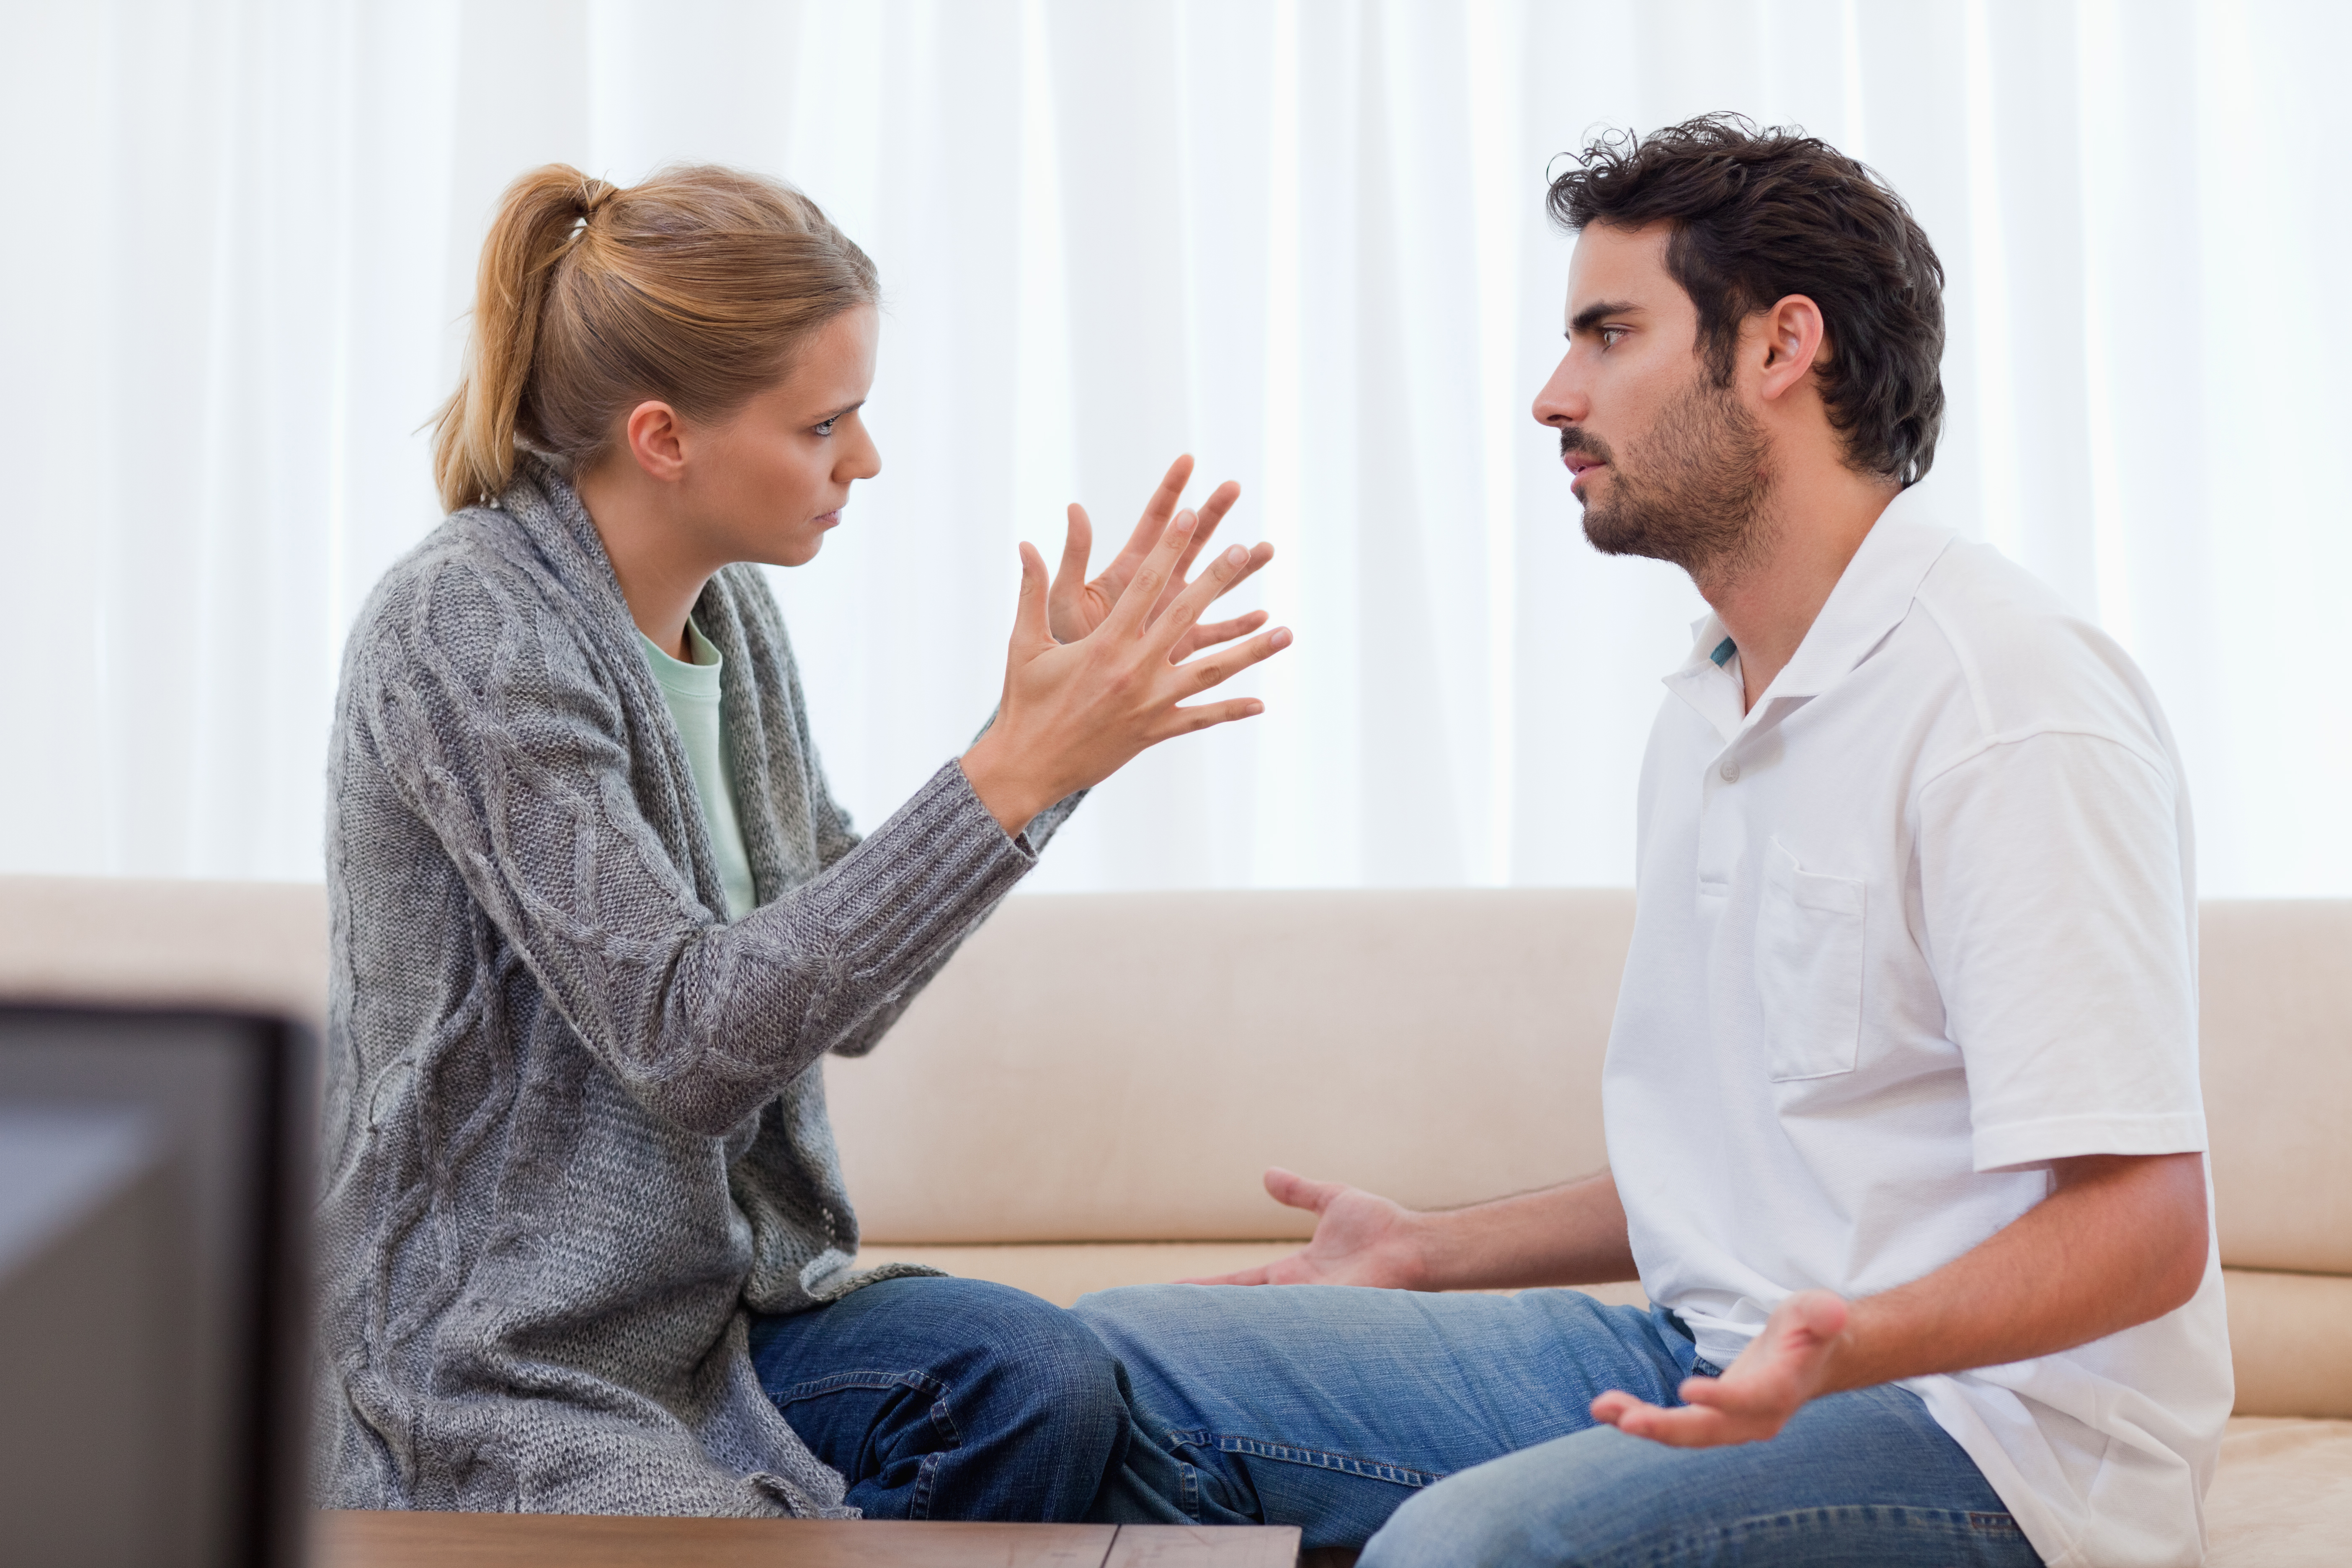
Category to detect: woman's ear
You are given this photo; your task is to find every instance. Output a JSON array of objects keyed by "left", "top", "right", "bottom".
[
  {"left": 1757, "top": 294, "right": 1827, "bottom": 404},
  {"left": 623, "top": 400, "right": 688, "bottom": 482}
]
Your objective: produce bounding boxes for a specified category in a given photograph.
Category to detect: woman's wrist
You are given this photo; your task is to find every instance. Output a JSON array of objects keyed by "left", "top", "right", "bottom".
[{"left": 959, "top": 735, "right": 1054, "bottom": 840}]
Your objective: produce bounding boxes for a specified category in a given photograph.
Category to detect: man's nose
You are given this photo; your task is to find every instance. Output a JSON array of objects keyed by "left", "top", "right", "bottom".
[{"left": 1531, "top": 353, "right": 1587, "bottom": 428}]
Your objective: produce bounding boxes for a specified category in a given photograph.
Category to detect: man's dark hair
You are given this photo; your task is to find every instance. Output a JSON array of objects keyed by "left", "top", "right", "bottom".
[{"left": 1547, "top": 114, "right": 1945, "bottom": 486}]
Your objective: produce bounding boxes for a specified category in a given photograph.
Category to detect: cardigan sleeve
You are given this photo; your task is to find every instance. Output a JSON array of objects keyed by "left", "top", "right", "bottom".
[{"left": 354, "top": 556, "right": 1037, "bottom": 1136}]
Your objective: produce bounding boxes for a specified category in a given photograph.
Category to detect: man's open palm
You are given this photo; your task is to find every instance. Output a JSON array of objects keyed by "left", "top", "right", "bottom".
[
  {"left": 1591, "top": 1289, "right": 1851, "bottom": 1447},
  {"left": 1179, "top": 1168, "right": 1426, "bottom": 1289}
]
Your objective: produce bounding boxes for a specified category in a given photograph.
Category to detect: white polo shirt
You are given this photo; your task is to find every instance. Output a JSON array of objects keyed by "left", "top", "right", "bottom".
[{"left": 1601, "top": 482, "right": 2232, "bottom": 1568}]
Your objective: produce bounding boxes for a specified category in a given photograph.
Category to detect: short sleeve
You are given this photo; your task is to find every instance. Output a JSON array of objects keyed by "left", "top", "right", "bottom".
[{"left": 1916, "top": 730, "right": 2205, "bottom": 1172}]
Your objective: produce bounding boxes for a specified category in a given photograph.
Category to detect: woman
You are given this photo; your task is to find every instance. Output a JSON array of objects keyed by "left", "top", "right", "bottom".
[{"left": 316, "top": 164, "right": 1287, "bottom": 1522}]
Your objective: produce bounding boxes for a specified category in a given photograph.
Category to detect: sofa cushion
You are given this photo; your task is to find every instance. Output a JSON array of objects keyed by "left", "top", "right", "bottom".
[{"left": 2204, "top": 1416, "right": 2352, "bottom": 1568}]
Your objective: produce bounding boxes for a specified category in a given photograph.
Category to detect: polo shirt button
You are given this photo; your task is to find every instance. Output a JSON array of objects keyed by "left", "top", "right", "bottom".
[{"left": 1719, "top": 760, "right": 1740, "bottom": 782}]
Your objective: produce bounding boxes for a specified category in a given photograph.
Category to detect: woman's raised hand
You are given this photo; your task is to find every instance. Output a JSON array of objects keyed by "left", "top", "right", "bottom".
[
  {"left": 1049, "top": 454, "right": 1274, "bottom": 658},
  {"left": 962, "top": 507, "right": 1292, "bottom": 837}
]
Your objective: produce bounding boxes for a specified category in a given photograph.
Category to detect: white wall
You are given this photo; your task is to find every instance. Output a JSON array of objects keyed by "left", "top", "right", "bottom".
[{"left": 2, "top": 0, "right": 2344, "bottom": 895}]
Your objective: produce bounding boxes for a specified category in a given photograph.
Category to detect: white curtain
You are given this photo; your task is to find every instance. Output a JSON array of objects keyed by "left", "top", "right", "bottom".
[{"left": 3, "top": 0, "right": 2344, "bottom": 896}]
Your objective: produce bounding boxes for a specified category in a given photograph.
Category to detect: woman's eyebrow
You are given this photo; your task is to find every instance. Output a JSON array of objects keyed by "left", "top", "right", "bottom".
[{"left": 816, "top": 399, "right": 865, "bottom": 422}]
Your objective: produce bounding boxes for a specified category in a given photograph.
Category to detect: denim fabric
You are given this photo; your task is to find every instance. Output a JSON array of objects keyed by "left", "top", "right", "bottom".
[
  {"left": 747, "top": 1277, "right": 1130, "bottom": 1522},
  {"left": 1074, "top": 1283, "right": 2040, "bottom": 1566}
]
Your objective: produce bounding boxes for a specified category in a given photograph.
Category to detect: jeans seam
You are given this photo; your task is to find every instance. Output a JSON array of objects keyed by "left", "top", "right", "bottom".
[
  {"left": 1591, "top": 1505, "right": 2027, "bottom": 1568},
  {"left": 770, "top": 1366, "right": 952, "bottom": 1410},
  {"left": 1191, "top": 1430, "right": 1439, "bottom": 1489},
  {"left": 908, "top": 1448, "right": 944, "bottom": 1520}
]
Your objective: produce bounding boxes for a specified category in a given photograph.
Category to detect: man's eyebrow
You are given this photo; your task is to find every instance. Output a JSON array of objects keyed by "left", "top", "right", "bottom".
[{"left": 1569, "top": 300, "right": 1642, "bottom": 335}]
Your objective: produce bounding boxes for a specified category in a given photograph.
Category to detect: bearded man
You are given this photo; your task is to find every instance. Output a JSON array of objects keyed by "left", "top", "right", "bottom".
[{"left": 1081, "top": 116, "right": 2228, "bottom": 1568}]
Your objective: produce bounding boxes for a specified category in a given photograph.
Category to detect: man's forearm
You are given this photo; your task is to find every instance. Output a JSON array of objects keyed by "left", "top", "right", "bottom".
[
  {"left": 1407, "top": 1169, "right": 1638, "bottom": 1292},
  {"left": 1819, "top": 1151, "right": 2208, "bottom": 1394}
]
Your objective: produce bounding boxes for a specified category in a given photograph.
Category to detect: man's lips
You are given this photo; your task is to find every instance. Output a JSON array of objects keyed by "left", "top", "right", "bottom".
[{"left": 1564, "top": 454, "right": 1604, "bottom": 482}]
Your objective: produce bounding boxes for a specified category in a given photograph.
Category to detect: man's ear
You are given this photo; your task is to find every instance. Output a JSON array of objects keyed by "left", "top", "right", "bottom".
[
  {"left": 622, "top": 400, "right": 688, "bottom": 482},
  {"left": 1756, "top": 294, "right": 1827, "bottom": 404}
]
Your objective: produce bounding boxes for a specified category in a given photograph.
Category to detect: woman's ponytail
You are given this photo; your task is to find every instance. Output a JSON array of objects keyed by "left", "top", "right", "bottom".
[
  {"left": 428, "top": 162, "right": 877, "bottom": 515},
  {"left": 432, "top": 168, "right": 616, "bottom": 511}
]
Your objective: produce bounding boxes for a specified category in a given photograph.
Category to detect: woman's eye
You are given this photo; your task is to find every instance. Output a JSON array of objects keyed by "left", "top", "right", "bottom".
[{"left": 813, "top": 418, "right": 838, "bottom": 436}]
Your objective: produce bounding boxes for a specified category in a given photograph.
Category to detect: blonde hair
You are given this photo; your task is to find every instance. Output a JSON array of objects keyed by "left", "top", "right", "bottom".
[{"left": 432, "top": 163, "right": 879, "bottom": 512}]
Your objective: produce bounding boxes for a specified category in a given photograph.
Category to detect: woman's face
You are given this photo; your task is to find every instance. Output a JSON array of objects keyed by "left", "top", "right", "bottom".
[{"left": 687, "top": 304, "right": 882, "bottom": 569}]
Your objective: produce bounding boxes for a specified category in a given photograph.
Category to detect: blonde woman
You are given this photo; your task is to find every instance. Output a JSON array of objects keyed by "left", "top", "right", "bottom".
[{"left": 317, "top": 165, "right": 1287, "bottom": 1522}]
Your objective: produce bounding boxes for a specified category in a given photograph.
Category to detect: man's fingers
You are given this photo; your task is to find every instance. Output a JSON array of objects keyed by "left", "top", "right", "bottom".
[
  {"left": 1263, "top": 1166, "right": 1344, "bottom": 1215},
  {"left": 1178, "top": 1264, "right": 1276, "bottom": 1287},
  {"left": 1589, "top": 1390, "right": 1645, "bottom": 1425}
]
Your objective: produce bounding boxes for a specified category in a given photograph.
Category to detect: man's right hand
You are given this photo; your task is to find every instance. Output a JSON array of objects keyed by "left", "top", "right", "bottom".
[{"left": 1181, "top": 1168, "right": 1433, "bottom": 1289}]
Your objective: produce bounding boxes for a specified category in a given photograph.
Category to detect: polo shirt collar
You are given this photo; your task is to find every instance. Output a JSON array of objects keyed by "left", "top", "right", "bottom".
[{"left": 1662, "top": 484, "right": 1957, "bottom": 744}]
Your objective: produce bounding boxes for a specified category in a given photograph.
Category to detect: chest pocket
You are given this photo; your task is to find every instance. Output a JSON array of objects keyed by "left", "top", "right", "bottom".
[{"left": 1755, "top": 838, "right": 1866, "bottom": 1081}]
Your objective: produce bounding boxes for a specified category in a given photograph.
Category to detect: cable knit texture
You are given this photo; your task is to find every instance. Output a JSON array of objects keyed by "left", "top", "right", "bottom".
[{"left": 317, "top": 458, "right": 1067, "bottom": 1517}]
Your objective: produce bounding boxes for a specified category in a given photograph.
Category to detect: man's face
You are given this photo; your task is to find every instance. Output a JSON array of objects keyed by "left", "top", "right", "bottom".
[{"left": 1531, "top": 222, "right": 1770, "bottom": 576}]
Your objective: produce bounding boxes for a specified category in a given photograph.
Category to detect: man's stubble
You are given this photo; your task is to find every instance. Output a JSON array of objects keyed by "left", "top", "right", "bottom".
[{"left": 1570, "top": 371, "right": 1775, "bottom": 584}]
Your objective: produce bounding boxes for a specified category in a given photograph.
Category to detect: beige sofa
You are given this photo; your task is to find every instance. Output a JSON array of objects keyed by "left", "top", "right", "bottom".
[{"left": 3, "top": 877, "right": 2345, "bottom": 1563}]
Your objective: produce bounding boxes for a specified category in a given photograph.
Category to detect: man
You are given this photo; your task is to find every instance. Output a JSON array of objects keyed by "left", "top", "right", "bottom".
[{"left": 1079, "top": 116, "right": 2228, "bottom": 1568}]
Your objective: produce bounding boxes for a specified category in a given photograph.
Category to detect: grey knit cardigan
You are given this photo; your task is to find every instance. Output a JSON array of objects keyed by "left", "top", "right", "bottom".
[{"left": 317, "top": 458, "right": 1067, "bottom": 1516}]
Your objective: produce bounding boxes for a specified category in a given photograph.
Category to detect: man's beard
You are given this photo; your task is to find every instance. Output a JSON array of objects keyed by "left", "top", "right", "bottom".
[{"left": 1567, "top": 375, "right": 1773, "bottom": 581}]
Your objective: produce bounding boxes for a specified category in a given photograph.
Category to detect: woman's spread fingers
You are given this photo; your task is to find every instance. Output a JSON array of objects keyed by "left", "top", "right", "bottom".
[
  {"left": 1162, "top": 696, "right": 1266, "bottom": 736},
  {"left": 1149, "top": 543, "right": 1255, "bottom": 653},
  {"left": 1012, "top": 541, "right": 1051, "bottom": 647},
  {"left": 1175, "top": 609, "right": 1271, "bottom": 658},
  {"left": 1206, "top": 540, "right": 1276, "bottom": 604},
  {"left": 1197, "top": 479, "right": 1242, "bottom": 533},
  {"left": 1180, "top": 626, "right": 1290, "bottom": 691},
  {"left": 1134, "top": 454, "right": 1193, "bottom": 542},
  {"left": 1179, "top": 481, "right": 1242, "bottom": 562},
  {"left": 1056, "top": 503, "right": 1094, "bottom": 587},
  {"left": 1106, "top": 508, "right": 1199, "bottom": 634}
]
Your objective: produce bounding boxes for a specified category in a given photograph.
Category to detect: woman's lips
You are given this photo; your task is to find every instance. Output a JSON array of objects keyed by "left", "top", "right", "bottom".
[{"left": 812, "top": 510, "right": 842, "bottom": 528}]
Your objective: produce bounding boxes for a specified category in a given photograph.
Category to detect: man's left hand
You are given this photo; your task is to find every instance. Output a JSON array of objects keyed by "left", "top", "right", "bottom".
[{"left": 1590, "top": 1289, "right": 1850, "bottom": 1447}]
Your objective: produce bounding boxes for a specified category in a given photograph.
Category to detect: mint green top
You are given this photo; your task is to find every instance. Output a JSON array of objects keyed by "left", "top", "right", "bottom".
[{"left": 638, "top": 621, "right": 758, "bottom": 921}]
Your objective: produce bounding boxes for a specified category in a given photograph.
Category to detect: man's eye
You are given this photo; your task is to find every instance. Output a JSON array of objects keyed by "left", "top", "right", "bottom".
[{"left": 1600, "top": 327, "right": 1627, "bottom": 348}]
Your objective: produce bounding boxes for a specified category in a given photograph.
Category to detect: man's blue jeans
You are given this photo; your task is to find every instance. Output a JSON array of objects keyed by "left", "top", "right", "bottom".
[
  {"left": 1073, "top": 1282, "right": 2043, "bottom": 1566},
  {"left": 747, "top": 1276, "right": 1130, "bottom": 1522}
]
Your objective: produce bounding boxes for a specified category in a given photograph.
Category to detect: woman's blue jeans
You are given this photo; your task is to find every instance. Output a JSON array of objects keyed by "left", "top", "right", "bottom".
[
  {"left": 1073, "top": 1282, "right": 2044, "bottom": 1567},
  {"left": 747, "top": 1275, "right": 1131, "bottom": 1522}
]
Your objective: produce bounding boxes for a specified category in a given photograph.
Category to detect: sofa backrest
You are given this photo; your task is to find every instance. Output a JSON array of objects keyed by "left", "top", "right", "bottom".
[
  {"left": 3, "top": 875, "right": 2344, "bottom": 1281},
  {"left": 2195, "top": 900, "right": 2352, "bottom": 1277},
  {"left": 830, "top": 891, "right": 2352, "bottom": 1276},
  {"left": 835, "top": 889, "right": 1634, "bottom": 1242}
]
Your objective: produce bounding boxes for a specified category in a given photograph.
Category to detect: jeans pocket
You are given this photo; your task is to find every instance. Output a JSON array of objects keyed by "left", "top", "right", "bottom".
[{"left": 1756, "top": 838, "right": 1866, "bottom": 1082}]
